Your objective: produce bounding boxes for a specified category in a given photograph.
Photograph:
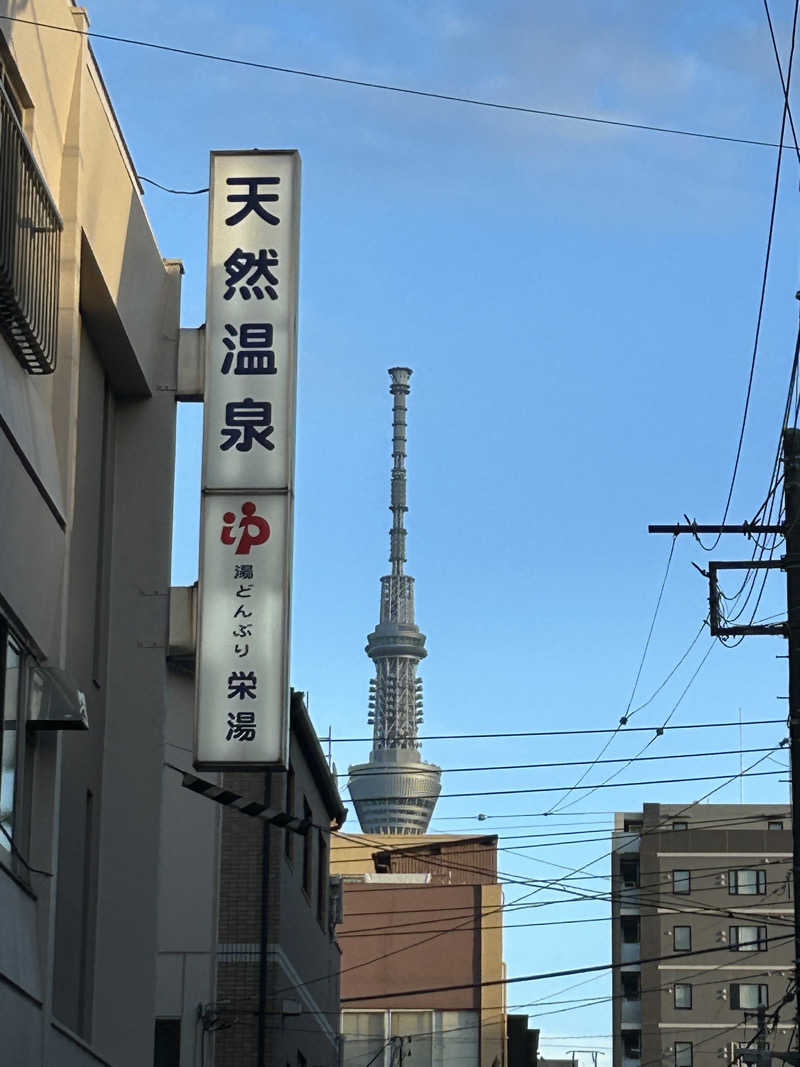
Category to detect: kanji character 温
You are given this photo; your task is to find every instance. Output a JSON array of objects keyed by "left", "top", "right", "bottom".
[
  {"left": 221, "top": 323, "right": 276, "bottom": 376},
  {"left": 224, "top": 247, "right": 279, "bottom": 301},
  {"left": 225, "top": 176, "right": 280, "bottom": 226}
]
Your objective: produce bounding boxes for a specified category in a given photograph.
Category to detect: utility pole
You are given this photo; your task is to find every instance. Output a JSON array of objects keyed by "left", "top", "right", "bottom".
[{"left": 648, "top": 428, "right": 800, "bottom": 1057}]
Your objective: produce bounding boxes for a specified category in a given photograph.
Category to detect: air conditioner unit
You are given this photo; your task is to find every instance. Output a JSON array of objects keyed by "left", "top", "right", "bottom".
[{"left": 27, "top": 665, "right": 88, "bottom": 730}]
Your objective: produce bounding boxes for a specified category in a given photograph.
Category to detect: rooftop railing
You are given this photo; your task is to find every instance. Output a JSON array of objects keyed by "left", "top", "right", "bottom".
[{"left": 0, "top": 86, "right": 61, "bottom": 374}]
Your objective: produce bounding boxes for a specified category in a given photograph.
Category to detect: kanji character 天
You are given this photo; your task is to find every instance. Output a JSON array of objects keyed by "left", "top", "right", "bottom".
[
  {"left": 226, "top": 709, "right": 257, "bottom": 742},
  {"left": 221, "top": 322, "right": 276, "bottom": 375},
  {"left": 227, "top": 670, "right": 257, "bottom": 700},
  {"left": 224, "top": 247, "right": 279, "bottom": 301},
  {"left": 220, "top": 398, "right": 274, "bottom": 452},
  {"left": 225, "top": 176, "right": 280, "bottom": 226}
]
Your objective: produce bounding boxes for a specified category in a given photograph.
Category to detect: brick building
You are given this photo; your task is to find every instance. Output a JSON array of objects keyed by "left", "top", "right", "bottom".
[
  {"left": 331, "top": 834, "right": 507, "bottom": 1067},
  {"left": 158, "top": 603, "right": 347, "bottom": 1067}
]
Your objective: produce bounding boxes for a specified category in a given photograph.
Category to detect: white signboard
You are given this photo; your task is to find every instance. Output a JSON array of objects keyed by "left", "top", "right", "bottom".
[{"left": 195, "top": 150, "right": 300, "bottom": 768}]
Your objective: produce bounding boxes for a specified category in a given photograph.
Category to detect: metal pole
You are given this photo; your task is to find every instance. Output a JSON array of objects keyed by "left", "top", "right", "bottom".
[{"left": 782, "top": 426, "right": 800, "bottom": 1043}]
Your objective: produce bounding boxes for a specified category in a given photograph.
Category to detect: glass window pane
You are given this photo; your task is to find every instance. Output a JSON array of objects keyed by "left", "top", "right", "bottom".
[
  {"left": 439, "top": 1012, "right": 477, "bottom": 1067},
  {"left": 673, "top": 870, "right": 690, "bottom": 894},
  {"left": 391, "top": 1012, "right": 432, "bottom": 1067},
  {"left": 342, "top": 1013, "right": 386, "bottom": 1067},
  {"left": 674, "top": 926, "right": 691, "bottom": 952},
  {"left": 675, "top": 1042, "right": 692, "bottom": 1067},
  {"left": 0, "top": 639, "right": 21, "bottom": 847},
  {"left": 674, "top": 984, "right": 692, "bottom": 1009}
]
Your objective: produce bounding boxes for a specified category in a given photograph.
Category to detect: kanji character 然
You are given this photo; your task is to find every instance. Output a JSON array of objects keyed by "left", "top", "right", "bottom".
[
  {"left": 221, "top": 323, "right": 276, "bottom": 375},
  {"left": 226, "top": 709, "right": 257, "bottom": 741},
  {"left": 220, "top": 398, "right": 274, "bottom": 452},
  {"left": 227, "top": 670, "right": 257, "bottom": 700},
  {"left": 225, "top": 176, "right": 280, "bottom": 226},
  {"left": 224, "top": 248, "right": 279, "bottom": 301}
]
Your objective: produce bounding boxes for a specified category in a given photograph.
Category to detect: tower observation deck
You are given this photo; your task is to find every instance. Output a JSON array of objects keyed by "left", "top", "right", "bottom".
[{"left": 347, "top": 368, "right": 442, "bottom": 835}]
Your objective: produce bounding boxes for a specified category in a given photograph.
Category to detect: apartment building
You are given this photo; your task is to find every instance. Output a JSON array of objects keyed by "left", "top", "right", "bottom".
[
  {"left": 0, "top": 3, "right": 184, "bottom": 1064},
  {"left": 331, "top": 834, "right": 507, "bottom": 1067},
  {"left": 611, "top": 805, "right": 793, "bottom": 1067}
]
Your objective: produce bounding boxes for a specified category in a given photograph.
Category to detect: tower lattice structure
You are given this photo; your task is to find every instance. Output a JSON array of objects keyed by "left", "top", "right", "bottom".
[{"left": 347, "top": 368, "right": 442, "bottom": 835}]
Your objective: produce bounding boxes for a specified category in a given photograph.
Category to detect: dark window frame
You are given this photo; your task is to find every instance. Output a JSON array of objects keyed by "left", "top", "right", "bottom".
[
  {"left": 673, "top": 925, "right": 692, "bottom": 952},
  {"left": 672, "top": 869, "right": 691, "bottom": 895},
  {"left": 768, "top": 821, "right": 784, "bottom": 831},
  {"left": 729, "top": 925, "right": 767, "bottom": 952},
  {"left": 730, "top": 984, "right": 769, "bottom": 1011},
  {"left": 302, "top": 797, "right": 313, "bottom": 898},
  {"left": 622, "top": 1030, "right": 641, "bottom": 1059},
  {"left": 621, "top": 915, "right": 640, "bottom": 944},
  {"left": 621, "top": 972, "right": 640, "bottom": 1001},
  {"left": 674, "top": 1042, "right": 693, "bottom": 1067},
  {"left": 728, "top": 869, "right": 767, "bottom": 896},
  {"left": 284, "top": 764, "right": 295, "bottom": 863},
  {"left": 674, "top": 983, "right": 692, "bottom": 1010}
]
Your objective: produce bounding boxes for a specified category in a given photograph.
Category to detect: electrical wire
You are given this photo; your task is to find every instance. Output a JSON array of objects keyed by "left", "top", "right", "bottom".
[{"left": 5, "top": 14, "right": 797, "bottom": 158}]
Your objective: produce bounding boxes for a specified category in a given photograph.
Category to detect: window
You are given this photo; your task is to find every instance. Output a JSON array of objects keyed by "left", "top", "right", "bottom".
[
  {"left": 621, "top": 858, "right": 640, "bottom": 887},
  {"left": 284, "top": 764, "right": 295, "bottom": 861},
  {"left": 672, "top": 869, "right": 691, "bottom": 895},
  {"left": 317, "top": 832, "right": 327, "bottom": 925},
  {"left": 622, "top": 1031, "right": 641, "bottom": 1060},
  {"left": 674, "top": 1042, "right": 692, "bottom": 1067},
  {"left": 302, "top": 798, "right": 313, "bottom": 897},
  {"left": 621, "top": 916, "right": 640, "bottom": 944},
  {"left": 341, "top": 1013, "right": 385, "bottom": 1067},
  {"left": 673, "top": 926, "right": 692, "bottom": 952},
  {"left": 768, "top": 821, "right": 784, "bottom": 831},
  {"left": 674, "top": 984, "right": 692, "bottom": 1009},
  {"left": 624, "top": 819, "right": 643, "bottom": 833},
  {"left": 730, "top": 984, "right": 768, "bottom": 1010},
  {"left": 729, "top": 925, "right": 767, "bottom": 952},
  {"left": 672, "top": 821, "right": 688, "bottom": 831},
  {"left": 0, "top": 626, "right": 28, "bottom": 864},
  {"left": 391, "top": 1012, "right": 433, "bottom": 1067},
  {"left": 621, "top": 972, "right": 640, "bottom": 1001},
  {"left": 728, "top": 869, "right": 766, "bottom": 895},
  {"left": 153, "top": 1019, "right": 181, "bottom": 1067}
]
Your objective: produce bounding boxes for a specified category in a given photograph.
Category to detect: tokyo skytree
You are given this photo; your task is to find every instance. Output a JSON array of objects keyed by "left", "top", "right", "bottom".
[{"left": 347, "top": 368, "right": 442, "bottom": 835}]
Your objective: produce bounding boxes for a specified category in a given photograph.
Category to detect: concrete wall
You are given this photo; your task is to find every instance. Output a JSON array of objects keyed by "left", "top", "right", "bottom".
[{"left": 0, "top": 3, "right": 182, "bottom": 1064}]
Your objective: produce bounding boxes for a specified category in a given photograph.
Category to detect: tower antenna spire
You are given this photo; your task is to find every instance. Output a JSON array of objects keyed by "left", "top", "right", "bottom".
[{"left": 347, "top": 368, "right": 442, "bottom": 835}]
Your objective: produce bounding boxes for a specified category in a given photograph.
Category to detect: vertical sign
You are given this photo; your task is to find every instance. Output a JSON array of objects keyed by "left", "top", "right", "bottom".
[{"left": 194, "top": 150, "right": 300, "bottom": 769}]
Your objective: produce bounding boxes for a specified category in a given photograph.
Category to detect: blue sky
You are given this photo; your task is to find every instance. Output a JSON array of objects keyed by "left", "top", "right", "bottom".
[{"left": 86, "top": 0, "right": 799, "bottom": 1056}]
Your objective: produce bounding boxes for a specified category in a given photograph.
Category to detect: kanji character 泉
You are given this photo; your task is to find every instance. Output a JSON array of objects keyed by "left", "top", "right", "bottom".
[
  {"left": 232, "top": 624, "right": 253, "bottom": 638},
  {"left": 233, "top": 605, "right": 253, "bottom": 619},
  {"left": 234, "top": 643, "right": 250, "bottom": 658},
  {"left": 227, "top": 670, "right": 257, "bottom": 700},
  {"left": 234, "top": 564, "right": 254, "bottom": 579},
  {"left": 220, "top": 398, "right": 274, "bottom": 452},
  {"left": 226, "top": 709, "right": 257, "bottom": 742},
  {"left": 225, "top": 176, "right": 280, "bottom": 226},
  {"left": 236, "top": 583, "right": 254, "bottom": 598},
  {"left": 224, "top": 247, "right": 279, "bottom": 301},
  {"left": 221, "top": 323, "right": 276, "bottom": 375}
]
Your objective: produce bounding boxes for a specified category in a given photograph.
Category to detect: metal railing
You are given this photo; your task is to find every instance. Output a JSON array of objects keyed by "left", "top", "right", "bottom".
[{"left": 0, "top": 86, "right": 61, "bottom": 374}]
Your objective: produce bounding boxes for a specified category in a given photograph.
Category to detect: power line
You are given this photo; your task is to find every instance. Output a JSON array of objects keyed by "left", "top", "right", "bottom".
[
  {"left": 326, "top": 717, "right": 783, "bottom": 743},
  {"left": 1, "top": 13, "right": 798, "bottom": 157},
  {"left": 343, "top": 765, "right": 787, "bottom": 801},
  {"left": 341, "top": 745, "right": 780, "bottom": 779},
  {"left": 339, "top": 935, "right": 794, "bottom": 1003}
]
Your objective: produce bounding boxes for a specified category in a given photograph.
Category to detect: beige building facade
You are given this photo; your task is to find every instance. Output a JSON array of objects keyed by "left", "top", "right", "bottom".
[
  {"left": 0, "top": 2, "right": 183, "bottom": 1065},
  {"left": 611, "top": 805, "right": 793, "bottom": 1067}
]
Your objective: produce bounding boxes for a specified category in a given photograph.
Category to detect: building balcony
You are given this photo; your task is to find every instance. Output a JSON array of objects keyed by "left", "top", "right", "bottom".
[
  {"left": 621, "top": 942, "right": 640, "bottom": 964},
  {"left": 613, "top": 832, "right": 641, "bottom": 855},
  {"left": 0, "top": 86, "right": 62, "bottom": 374}
]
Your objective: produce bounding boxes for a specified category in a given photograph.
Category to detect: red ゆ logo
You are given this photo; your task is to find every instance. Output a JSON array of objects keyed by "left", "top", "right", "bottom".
[{"left": 220, "top": 501, "right": 271, "bottom": 555}]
